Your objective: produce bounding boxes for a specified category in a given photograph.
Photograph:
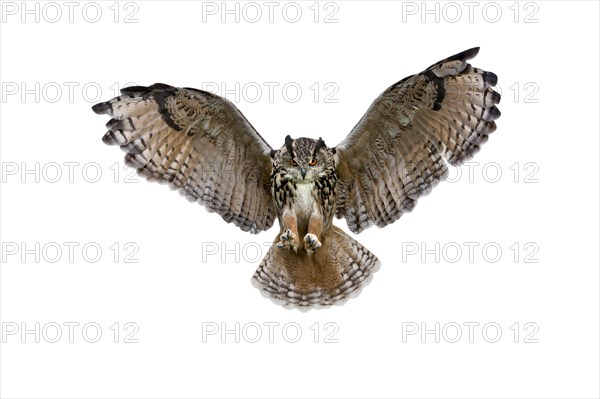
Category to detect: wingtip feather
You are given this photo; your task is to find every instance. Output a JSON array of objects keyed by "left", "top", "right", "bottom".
[
  {"left": 483, "top": 71, "right": 498, "bottom": 86},
  {"left": 92, "top": 102, "right": 109, "bottom": 115},
  {"left": 460, "top": 46, "right": 480, "bottom": 60}
]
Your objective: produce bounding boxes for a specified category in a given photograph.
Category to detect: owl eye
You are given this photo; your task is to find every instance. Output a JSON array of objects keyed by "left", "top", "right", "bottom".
[
  {"left": 309, "top": 158, "right": 317, "bottom": 166},
  {"left": 290, "top": 159, "right": 298, "bottom": 166}
]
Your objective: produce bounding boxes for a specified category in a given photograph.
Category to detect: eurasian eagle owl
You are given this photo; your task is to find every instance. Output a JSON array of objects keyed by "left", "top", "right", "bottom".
[{"left": 92, "top": 47, "right": 501, "bottom": 310}]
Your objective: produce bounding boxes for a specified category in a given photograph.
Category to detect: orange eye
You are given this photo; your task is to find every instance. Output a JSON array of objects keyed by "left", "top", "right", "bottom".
[
  {"left": 290, "top": 159, "right": 298, "bottom": 166},
  {"left": 309, "top": 159, "right": 317, "bottom": 166}
]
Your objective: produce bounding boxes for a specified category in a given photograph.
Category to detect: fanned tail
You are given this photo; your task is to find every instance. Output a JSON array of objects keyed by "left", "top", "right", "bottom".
[{"left": 252, "top": 226, "right": 380, "bottom": 311}]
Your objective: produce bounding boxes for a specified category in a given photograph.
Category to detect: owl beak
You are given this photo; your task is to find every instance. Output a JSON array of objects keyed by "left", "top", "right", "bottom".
[{"left": 300, "top": 168, "right": 307, "bottom": 179}]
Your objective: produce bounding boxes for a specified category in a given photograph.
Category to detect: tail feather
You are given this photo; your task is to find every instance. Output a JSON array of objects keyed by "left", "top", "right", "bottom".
[{"left": 252, "top": 226, "right": 381, "bottom": 310}]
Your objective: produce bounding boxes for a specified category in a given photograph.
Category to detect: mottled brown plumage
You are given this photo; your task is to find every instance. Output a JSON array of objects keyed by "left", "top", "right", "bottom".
[
  {"left": 92, "top": 47, "right": 500, "bottom": 310},
  {"left": 94, "top": 84, "right": 275, "bottom": 233}
]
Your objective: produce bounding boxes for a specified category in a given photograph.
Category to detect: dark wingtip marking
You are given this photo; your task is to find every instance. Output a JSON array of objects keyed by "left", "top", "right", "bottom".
[
  {"left": 102, "top": 132, "right": 115, "bottom": 145},
  {"left": 149, "top": 83, "right": 174, "bottom": 91},
  {"left": 119, "top": 85, "right": 150, "bottom": 95},
  {"left": 488, "top": 89, "right": 501, "bottom": 104},
  {"left": 484, "top": 121, "right": 497, "bottom": 134},
  {"left": 458, "top": 46, "right": 480, "bottom": 61},
  {"left": 483, "top": 71, "right": 498, "bottom": 86},
  {"left": 92, "top": 102, "right": 109, "bottom": 114},
  {"left": 106, "top": 118, "right": 119, "bottom": 129},
  {"left": 487, "top": 106, "right": 501, "bottom": 121}
]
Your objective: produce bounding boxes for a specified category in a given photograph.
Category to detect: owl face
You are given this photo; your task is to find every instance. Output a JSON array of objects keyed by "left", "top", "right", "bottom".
[{"left": 272, "top": 136, "right": 336, "bottom": 182}]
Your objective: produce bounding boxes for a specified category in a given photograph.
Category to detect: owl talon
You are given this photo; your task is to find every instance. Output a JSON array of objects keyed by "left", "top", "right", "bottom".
[
  {"left": 304, "top": 233, "right": 322, "bottom": 254},
  {"left": 278, "top": 229, "right": 299, "bottom": 252}
]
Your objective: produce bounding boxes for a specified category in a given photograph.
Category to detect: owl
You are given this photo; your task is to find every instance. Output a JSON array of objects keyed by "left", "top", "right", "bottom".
[{"left": 92, "top": 47, "right": 501, "bottom": 310}]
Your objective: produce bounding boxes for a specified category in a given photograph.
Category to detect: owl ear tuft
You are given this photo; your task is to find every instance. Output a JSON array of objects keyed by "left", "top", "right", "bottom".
[
  {"left": 313, "top": 137, "right": 327, "bottom": 155},
  {"left": 284, "top": 135, "right": 294, "bottom": 157}
]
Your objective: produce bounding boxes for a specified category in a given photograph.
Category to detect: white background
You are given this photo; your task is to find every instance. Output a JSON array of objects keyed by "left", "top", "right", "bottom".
[{"left": 1, "top": 1, "right": 598, "bottom": 398}]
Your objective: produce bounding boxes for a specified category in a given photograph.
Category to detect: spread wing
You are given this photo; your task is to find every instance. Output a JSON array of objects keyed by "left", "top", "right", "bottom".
[
  {"left": 92, "top": 83, "right": 275, "bottom": 234},
  {"left": 335, "top": 47, "right": 501, "bottom": 233}
]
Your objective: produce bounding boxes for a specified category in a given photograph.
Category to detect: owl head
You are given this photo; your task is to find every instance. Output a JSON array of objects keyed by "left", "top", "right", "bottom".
[{"left": 271, "top": 135, "right": 336, "bottom": 182}]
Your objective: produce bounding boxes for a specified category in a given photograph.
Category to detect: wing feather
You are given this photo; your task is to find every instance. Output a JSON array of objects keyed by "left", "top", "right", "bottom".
[
  {"left": 93, "top": 83, "right": 275, "bottom": 234},
  {"left": 335, "top": 47, "right": 501, "bottom": 233}
]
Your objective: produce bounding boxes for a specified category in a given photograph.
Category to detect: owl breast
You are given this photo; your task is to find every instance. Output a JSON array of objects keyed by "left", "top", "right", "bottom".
[
  {"left": 271, "top": 167, "right": 338, "bottom": 234},
  {"left": 295, "top": 183, "right": 315, "bottom": 212}
]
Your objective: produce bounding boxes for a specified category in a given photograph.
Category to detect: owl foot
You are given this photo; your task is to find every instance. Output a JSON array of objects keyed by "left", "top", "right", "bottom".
[
  {"left": 277, "top": 229, "right": 299, "bottom": 252},
  {"left": 303, "top": 233, "right": 322, "bottom": 254}
]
